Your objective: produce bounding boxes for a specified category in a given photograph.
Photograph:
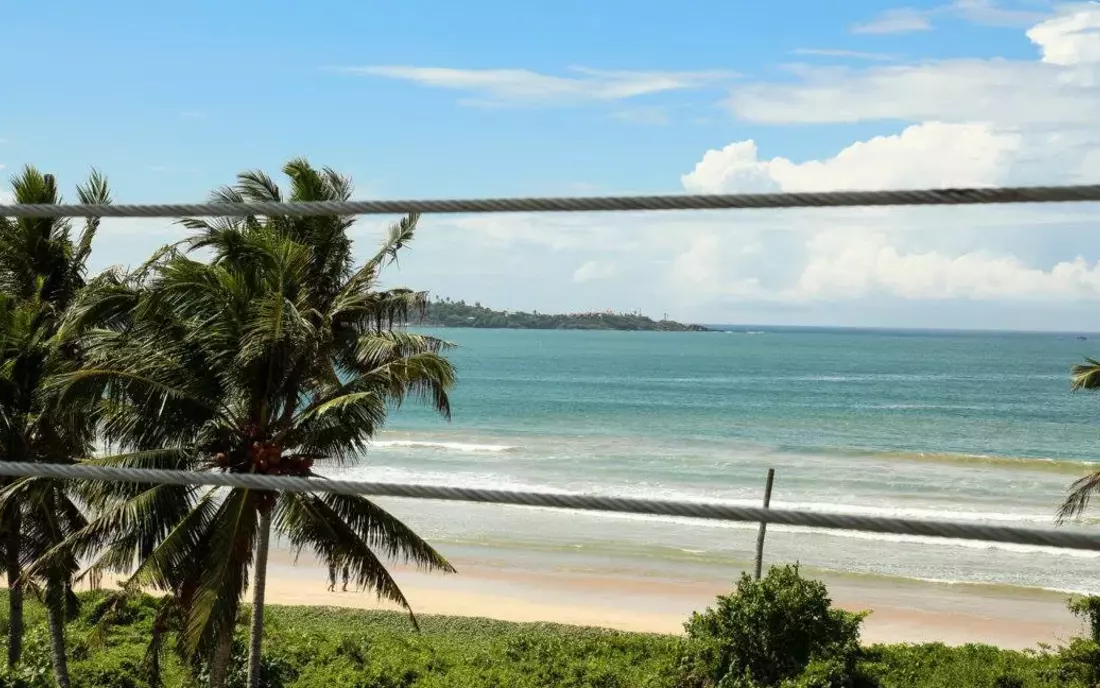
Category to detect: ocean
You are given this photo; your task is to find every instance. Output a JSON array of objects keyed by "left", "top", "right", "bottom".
[{"left": 332, "top": 327, "right": 1100, "bottom": 595}]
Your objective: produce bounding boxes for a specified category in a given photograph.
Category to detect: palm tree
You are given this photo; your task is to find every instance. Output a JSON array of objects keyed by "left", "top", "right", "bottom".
[
  {"left": 48, "top": 159, "right": 457, "bottom": 688},
  {"left": 0, "top": 166, "right": 110, "bottom": 686},
  {"left": 1059, "top": 359, "right": 1100, "bottom": 520}
]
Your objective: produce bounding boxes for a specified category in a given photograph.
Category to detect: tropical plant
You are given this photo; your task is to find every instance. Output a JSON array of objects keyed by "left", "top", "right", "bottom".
[
  {"left": 0, "top": 166, "right": 110, "bottom": 687},
  {"left": 1059, "top": 360, "right": 1100, "bottom": 520},
  {"left": 85, "top": 586, "right": 185, "bottom": 687},
  {"left": 41, "top": 159, "right": 457, "bottom": 688},
  {"left": 681, "top": 565, "right": 866, "bottom": 688}
]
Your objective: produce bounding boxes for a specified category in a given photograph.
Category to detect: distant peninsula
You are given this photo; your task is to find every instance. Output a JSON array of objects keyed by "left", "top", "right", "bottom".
[{"left": 417, "top": 299, "right": 713, "bottom": 332}]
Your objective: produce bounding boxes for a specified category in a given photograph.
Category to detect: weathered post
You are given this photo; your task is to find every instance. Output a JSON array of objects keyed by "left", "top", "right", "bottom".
[{"left": 753, "top": 468, "right": 776, "bottom": 580}]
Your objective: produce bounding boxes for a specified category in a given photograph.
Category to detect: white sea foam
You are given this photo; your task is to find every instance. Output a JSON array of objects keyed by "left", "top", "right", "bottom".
[
  {"left": 336, "top": 464, "right": 1094, "bottom": 559},
  {"left": 370, "top": 440, "right": 516, "bottom": 453}
]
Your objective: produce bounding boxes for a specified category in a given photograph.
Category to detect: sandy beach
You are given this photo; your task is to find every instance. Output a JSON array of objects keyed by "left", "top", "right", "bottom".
[{"left": 265, "top": 546, "right": 1084, "bottom": 650}]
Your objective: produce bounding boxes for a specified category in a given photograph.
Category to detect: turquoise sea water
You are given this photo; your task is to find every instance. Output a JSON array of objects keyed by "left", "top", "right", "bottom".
[{"left": 335, "top": 327, "right": 1100, "bottom": 593}]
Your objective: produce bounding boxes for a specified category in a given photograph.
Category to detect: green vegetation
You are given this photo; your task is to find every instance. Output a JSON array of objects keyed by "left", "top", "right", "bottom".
[
  {"left": 0, "top": 161, "right": 457, "bottom": 688},
  {"left": 1060, "top": 359, "right": 1100, "bottom": 520},
  {"left": 0, "top": 566, "right": 1097, "bottom": 688},
  {"left": 0, "top": 167, "right": 114, "bottom": 687},
  {"left": 680, "top": 566, "right": 868, "bottom": 687},
  {"left": 419, "top": 298, "right": 713, "bottom": 331}
]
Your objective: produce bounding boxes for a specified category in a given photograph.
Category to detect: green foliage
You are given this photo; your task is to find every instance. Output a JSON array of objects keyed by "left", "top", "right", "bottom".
[
  {"left": 1053, "top": 596, "right": 1100, "bottom": 686},
  {"left": 1052, "top": 638, "right": 1100, "bottom": 687},
  {"left": 778, "top": 657, "right": 861, "bottom": 688},
  {"left": 196, "top": 638, "right": 296, "bottom": 688},
  {"left": 50, "top": 160, "right": 457, "bottom": 674},
  {"left": 420, "top": 298, "right": 712, "bottom": 331},
  {"left": 1067, "top": 595, "right": 1100, "bottom": 642},
  {"left": 0, "top": 630, "right": 54, "bottom": 687},
  {"left": 0, "top": 165, "right": 113, "bottom": 686},
  {"left": 681, "top": 565, "right": 867, "bottom": 688},
  {"left": 859, "top": 643, "right": 1068, "bottom": 688},
  {"left": 0, "top": 588, "right": 1098, "bottom": 687}
]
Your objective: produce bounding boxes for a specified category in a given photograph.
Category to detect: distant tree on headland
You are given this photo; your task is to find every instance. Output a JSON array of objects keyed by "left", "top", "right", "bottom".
[{"left": 417, "top": 298, "right": 712, "bottom": 332}]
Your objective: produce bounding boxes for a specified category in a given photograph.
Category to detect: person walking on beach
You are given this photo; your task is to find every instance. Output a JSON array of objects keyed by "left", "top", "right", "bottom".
[{"left": 327, "top": 563, "right": 351, "bottom": 592}]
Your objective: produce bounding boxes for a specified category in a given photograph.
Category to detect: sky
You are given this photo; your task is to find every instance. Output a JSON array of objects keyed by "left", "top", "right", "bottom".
[{"left": 3, "top": 0, "right": 1100, "bottom": 330}]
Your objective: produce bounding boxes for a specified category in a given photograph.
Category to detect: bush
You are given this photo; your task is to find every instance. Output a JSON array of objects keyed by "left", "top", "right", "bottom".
[
  {"left": 780, "top": 658, "right": 859, "bottom": 688},
  {"left": 860, "top": 643, "right": 1068, "bottom": 688},
  {"left": 680, "top": 565, "right": 867, "bottom": 688},
  {"left": 1068, "top": 595, "right": 1100, "bottom": 643},
  {"left": 1057, "top": 596, "right": 1100, "bottom": 686},
  {"left": 0, "top": 629, "right": 55, "bottom": 688}
]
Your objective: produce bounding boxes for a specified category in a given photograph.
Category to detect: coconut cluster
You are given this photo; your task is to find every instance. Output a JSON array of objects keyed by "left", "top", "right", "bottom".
[{"left": 213, "top": 441, "right": 314, "bottom": 475}]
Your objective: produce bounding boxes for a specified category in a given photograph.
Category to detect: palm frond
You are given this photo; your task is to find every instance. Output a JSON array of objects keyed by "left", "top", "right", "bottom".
[
  {"left": 237, "top": 170, "right": 283, "bottom": 204},
  {"left": 1059, "top": 471, "right": 1100, "bottom": 522},
  {"left": 181, "top": 489, "right": 257, "bottom": 657},
  {"left": 274, "top": 491, "right": 452, "bottom": 629},
  {"left": 372, "top": 213, "right": 419, "bottom": 270},
  {"left": 73, "top": 169, "right": 111, "bottom": 278},
  {"left": 1072, "top": 358, "right": 1100, "bottom": 391},
  {"left": 124, "top": 488, "right": 221, "bottom": 593}
]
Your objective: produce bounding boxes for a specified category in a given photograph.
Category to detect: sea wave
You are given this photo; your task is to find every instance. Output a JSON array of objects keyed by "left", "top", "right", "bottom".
[
  {"left": 341, "top": 465, "right": 1058, "bottom": 522},
  {"left": 370, "top": 440, "right": 516, "bottom": 453},
  {"left": 335, "top": 465, "right": 1094, "bottom": 556},
  {"left": 825, "top": 447, "right": 1100, "bottom": 472}
]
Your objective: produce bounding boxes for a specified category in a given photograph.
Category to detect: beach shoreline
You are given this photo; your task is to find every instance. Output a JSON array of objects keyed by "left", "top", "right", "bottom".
[{"left": 265, "top": 547, "right": 1084, "bottom": 650}]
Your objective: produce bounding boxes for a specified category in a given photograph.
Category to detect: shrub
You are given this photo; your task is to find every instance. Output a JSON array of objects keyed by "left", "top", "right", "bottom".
[
  {"left": 681, "top": 565, "right": 866, "bottom": 688},
  {"left": 860, "top": 643, "right": 1068, "bottom": 688},
  {"left": 780, "top": 657, "right": 859, "bottom": 688},
  {"left": 991, "top": 675, "right": 1024, "bottom": 688},
  {"left": 0, "top": 630, "right": 55, "bottom": 688},
  {"left": 1057, "top": 596, "right": 1100, "bottom": 686},
  {"left": 1068, "top": 595, "right": 1100, "bottom": 643}
]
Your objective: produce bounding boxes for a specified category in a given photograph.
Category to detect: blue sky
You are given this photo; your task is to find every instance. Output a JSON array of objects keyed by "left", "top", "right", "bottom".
[{"left": 3, "top": 0, "right": 1100, "bottom": 330}]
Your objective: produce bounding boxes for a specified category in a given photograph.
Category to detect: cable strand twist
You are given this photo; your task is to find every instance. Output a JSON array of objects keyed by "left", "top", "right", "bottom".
[
  {"left": 0, "top": 461, "right": 1089, "bottom": 551},
  {"left": 2, "top": 185, "right": 1100, "bottom": 218}
]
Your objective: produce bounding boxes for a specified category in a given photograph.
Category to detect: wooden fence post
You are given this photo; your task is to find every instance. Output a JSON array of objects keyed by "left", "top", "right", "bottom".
[{"left": 753, "top": 468, "right": 776, "bottom": 580}]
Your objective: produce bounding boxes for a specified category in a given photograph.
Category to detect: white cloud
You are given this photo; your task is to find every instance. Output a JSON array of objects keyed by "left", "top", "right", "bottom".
[
  {"left": 790, "top": 230, "right": 1100, "bottom": 301},
  {"left": 852, "top": 8, "right": 933, "bottom": 34},
  {"left": 408, "top": 104, "right": 1100, "bottom": 315},
  {"left": 732, "top": 6, "right": 1100, "bottom": 127},
  {"left": 573, "top": 260, "right": 618, "bottom": 283},
  {"left": 852, "top": 1, "right": 1047, "bottom": 35},
  {"left": 670, "top": 108, "right": 1100, "bottom": 305},
  {"left": 950, "top": 0, "right": 1047, "bottom": 27},
  {"left": 335, "top": 65, "right": 737, "bottom": 106},
  {"left": 87, "top": 219, "right": 191, "bottom": 273},
  {"left": 1028, "top": 7, "right": 1100, "bottom": 65},
  {"left": 682, "top": 122, "right": 1022, "bottom": 193},
  {"left": 792, "top": 49, "right": 898, "bottom": 61}
]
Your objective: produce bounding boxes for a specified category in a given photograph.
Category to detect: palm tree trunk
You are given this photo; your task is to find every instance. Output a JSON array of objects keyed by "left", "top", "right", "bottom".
[
  {"left": 247, "top": 507, "right": 272, "bottom": 688},
  {"left": 44, "top": 573, "right": 71, "bottom": 688},
  {"left": 5, "top": 510, "right": 22, "bottom": 669},
  {"left": 208, "top": 633, "right": 233, "bottom": 688}
]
